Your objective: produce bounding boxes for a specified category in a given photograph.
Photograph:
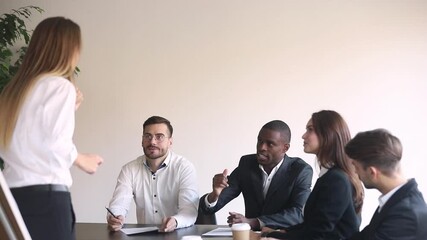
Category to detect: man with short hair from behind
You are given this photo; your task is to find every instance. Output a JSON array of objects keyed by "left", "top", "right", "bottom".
[
  {"left": 345, "top": 129, "right": 427, "bottom": 240},
  {"left": 107, "top": 116, "right": 198, "bottom": 232}
]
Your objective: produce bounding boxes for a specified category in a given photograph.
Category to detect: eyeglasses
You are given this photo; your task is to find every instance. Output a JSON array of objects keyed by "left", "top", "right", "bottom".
[{"left": 142, "top": 133, "right": 168, "bottom": 142}]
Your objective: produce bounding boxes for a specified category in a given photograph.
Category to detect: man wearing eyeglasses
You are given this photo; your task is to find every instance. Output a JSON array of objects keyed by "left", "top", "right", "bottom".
[{"left": 107, "top": 116, "right": 198, "bottom": 232}]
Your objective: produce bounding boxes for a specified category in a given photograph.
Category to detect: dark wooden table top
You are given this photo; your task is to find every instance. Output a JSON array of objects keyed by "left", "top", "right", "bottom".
[{"left": 76, "top": 223, "right": 233, "bottom": 240}]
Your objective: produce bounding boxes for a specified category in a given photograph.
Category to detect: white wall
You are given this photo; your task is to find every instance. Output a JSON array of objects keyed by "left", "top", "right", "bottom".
[{"left": 2, "top": 0, "right": 427, "bottom": 229}]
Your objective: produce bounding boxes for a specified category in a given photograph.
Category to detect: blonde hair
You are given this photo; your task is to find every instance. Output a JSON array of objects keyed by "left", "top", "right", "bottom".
[{"left": 0, "top": 17, "right": 81, "bottom": 148}]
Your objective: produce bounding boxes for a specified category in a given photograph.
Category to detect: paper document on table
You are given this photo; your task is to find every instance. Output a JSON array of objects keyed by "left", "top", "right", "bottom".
[
  {"left": 120, "top": 226, "right": 159, "bottom": 235},
  {"left": 202, "top": 227, "right": 233, "bottom": 236}
]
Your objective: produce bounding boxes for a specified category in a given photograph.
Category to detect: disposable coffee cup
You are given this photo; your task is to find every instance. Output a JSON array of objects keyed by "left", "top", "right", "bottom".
[
  {"left": 231, "top": 223, "right": 251, "bottom": 240},
  {"left": 181, "top": 235, "right": 202, "bottom": 240}
]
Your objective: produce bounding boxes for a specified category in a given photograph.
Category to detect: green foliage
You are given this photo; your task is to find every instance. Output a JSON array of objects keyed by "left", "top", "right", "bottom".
[
  {"left": 0, "top": 6, "right": 43, "bottom": 170},
  {"left": 0, "top": 6, "right": 44, "bottom": 93}
]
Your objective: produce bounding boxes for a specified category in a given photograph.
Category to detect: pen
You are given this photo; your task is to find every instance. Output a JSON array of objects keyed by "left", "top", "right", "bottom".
[{"left": 105, "top": 206, "right": 119, "bottom": 219}]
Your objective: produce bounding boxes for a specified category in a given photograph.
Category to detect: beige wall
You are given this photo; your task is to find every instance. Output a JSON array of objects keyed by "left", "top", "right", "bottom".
[{"left": 2, "top": 0, "right": 427, "bottom": 228}]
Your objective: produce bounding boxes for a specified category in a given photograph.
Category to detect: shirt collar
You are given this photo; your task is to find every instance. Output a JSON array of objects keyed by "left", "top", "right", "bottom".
[
  {"left": 319, "top": 166, "right": 329, "bottom": 177},
  {"left": 143, "top": 151, "right": 170, "bottom": 173},
  {"left": 378, "top": 181, "right": 406, "bottom": 211},
  {"left": 258, "top": 158, "right": 284, "bottom": 174}
]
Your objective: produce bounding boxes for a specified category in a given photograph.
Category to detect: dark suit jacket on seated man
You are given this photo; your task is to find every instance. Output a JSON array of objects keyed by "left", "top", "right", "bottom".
[
  {"left": 199, "top": 120, "right": 313, "bottom": 230},
  {"left": 345, "top": 129, "right": 427, "bottom": 240}
]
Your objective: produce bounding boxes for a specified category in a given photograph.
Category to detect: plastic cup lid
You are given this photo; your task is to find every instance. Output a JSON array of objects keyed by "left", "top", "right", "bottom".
[{"left": 231, "top": 223, "right": 251, "bottom": 231}]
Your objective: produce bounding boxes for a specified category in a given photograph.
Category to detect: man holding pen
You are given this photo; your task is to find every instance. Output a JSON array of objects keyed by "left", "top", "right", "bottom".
[{"left": 107, "top": 116, "right": 199, "bottom": 232}]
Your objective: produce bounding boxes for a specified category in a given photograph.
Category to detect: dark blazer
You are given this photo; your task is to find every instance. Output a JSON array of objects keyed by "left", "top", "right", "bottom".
[
  {"left": 199, "top": 154, "right": 313, "bottom": 228},
  {"left": 350, "top": 179, "right": 427, "bottom": 240},
  {"left": 268, "top": 167, "right": 360, "bottom": 240}
]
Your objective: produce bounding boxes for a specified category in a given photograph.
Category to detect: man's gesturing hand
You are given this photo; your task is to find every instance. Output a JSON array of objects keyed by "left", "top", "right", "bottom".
[{"left": 207, "top": 169, "right": 229, "bottom": 203}]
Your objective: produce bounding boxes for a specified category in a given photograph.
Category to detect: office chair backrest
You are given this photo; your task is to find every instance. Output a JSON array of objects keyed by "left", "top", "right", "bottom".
[{"left": 195, "top": 207, "right": 217, "bottom": 225}]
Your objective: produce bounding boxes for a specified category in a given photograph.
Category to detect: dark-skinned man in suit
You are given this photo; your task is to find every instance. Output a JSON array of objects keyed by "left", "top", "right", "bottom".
[{"left": 199, "top": 120, "right": 313, "bottom": 230}]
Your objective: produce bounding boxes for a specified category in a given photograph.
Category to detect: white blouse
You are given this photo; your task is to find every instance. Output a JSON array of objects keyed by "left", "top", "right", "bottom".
[{"left": 0, "top": 76, "right": 78, "bottom": 188}]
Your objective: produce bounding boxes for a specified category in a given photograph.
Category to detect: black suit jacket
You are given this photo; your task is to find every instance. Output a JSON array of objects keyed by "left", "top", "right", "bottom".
[
  {"left": 350, "top": 179, "right": 427, "bottom": 240},
  {"left": 268, "top": 167, "right": 360, "bottom": 240},
  {"left": 199, "top": 154, "right": 313, "bottom": 228}
]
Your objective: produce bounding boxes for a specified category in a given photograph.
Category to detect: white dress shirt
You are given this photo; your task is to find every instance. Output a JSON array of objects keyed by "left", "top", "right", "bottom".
[
  {"left": 378, "top": 181, "right": 406, "bottom": 212},
  {"left": 108, "top": 151, "right": 199, "bottom": 228},
  {"left": 259, "top": 159, "right": 284, "bottom": 199},
  {"left": 0, "top": 76, "right": 78, "bottom": 188}
]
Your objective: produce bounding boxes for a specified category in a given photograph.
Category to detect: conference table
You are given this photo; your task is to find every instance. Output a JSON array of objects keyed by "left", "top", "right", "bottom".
[{"left": 76, "top": 223, "right": 235, "bottom": 240}]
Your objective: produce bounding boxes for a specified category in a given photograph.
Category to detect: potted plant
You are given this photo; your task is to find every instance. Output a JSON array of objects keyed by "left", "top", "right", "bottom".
[{"left": 0, "top": 6, "right": 44, "bottom": 169}]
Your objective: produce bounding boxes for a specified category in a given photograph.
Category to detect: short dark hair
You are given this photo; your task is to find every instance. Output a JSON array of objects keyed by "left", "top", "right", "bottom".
[
  {"left": 261, "top": 120, "right": 291, "bottom": 143},
  {"left": 345, "top": 128, "right": 402, "bottom": 176},
  {"left": 143, "top": 116, "right": 173, "bottom": 137}
]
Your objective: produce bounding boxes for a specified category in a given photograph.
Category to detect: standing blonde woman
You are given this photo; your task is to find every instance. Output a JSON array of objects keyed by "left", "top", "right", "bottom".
[{"left": 0, "top": 17, "right": 103, "bottom": 240}]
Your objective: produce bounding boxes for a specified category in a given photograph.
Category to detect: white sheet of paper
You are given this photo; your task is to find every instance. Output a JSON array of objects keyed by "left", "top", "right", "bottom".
[
  {"left": 120, "top": 226, "right": 159, "bottom": 235},
  {"left": 202, "top": 227, "right": 233, "bottom": 236}
]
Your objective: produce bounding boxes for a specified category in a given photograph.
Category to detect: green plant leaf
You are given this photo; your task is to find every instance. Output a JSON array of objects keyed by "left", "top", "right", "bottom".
[{"left": 0, "top": 5, "right": 44, "bottom": 102}]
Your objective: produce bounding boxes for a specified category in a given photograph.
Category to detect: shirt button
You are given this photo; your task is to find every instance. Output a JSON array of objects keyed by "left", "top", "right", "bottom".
[
  {"left": 155, "top": 210, "right": 158, "bottom": 213},
  {"left": 154, "top": 194, "right": 157, "bottom": 197}
]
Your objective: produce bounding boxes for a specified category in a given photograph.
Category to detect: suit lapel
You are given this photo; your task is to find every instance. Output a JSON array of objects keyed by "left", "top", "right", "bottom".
[
  {"left": 380, "top": 179, "right": 415, "bottom": 214},
  {"left": 368, "top": 207, "right": 381, "bottom": 226},
  {"left": 264, "top": 156, "right": 292, "bottom": 201},
  {"left": 248, "top": 158, "right": 265, "bottom": 205},
  {"left": 367, "top": 180, "right": 415, "bottom": 229}
]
